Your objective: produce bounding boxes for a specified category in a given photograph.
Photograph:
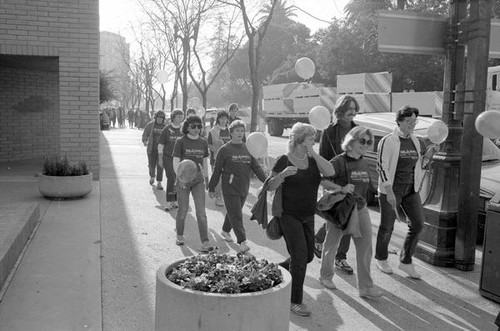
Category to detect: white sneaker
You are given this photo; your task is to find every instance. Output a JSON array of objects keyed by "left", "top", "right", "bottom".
[
  {"left": 175, "top": 235, "right": 184, "bottom": 246},
  {"left": 220, "top": 231, "right": 233, "bottom": 242},
  {"left": 157, "top": 182, "right": 163, "bottom": 190},
  {"left": 376, "top": 260, "right": 393, "bottom": 274},
  {"left": 149, "top": 177, "right": 155, "bottom": 185},
  {"left": 239, "top": 241, "right": 250, "bottom": 253},
  {"left": 399, "top": 263, "right": 421, "bottom": 279},
  {"left": 201, "top": 241, "right": 218, "bottom": 253}
]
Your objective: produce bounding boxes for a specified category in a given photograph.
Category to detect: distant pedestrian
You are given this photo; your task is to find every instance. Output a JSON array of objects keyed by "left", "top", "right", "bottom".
[
  {"left": 267, "top": 122, "right": 335, "bottom": 317},
  {"left": 158, "top": 109, "right": 185, "bottom": 211},
  {"left": 110, "top": 108, "right": 117, "bottom": 128},
  {"left": 142, "top": 110, "right": 167, "bottom": 190},
  {"left": 375, "top": 106, "right": 437, "bottom": 279},
  {"left": 208, "top": 120, "right": 267, "bottom": 253},
  {"left": 314, "top": 95, "right": 359, "bottom": 275},
  {"left": 172, "top": 115, "right": 216, "bottom": 252},
  {"left": 128, "top": 109, "right": 135, "bottom": 128},
  {"left": 319, "top": 126, "right": 384, "bottom": 299},
  {"left": 228, "top": 103, "right": 240, "bottom": 124},
  {"left": 207, "top": 110, "right": 231, "bottom": 207}
]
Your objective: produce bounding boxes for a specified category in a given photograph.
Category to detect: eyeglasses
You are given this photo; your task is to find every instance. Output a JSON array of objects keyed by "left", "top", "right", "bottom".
[
  {"left": 358, "top": 138, "right": 373, "bottom": 146},
  {"left": 189, "top": 124, "right": 203, "bottom": 129},
  {"left": 403, "top": 119, "right": 419, "bottom": 125}
]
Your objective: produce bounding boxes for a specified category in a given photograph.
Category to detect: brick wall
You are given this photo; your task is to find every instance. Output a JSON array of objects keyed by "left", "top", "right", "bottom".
[
  {"left": 0, "top": 66, "right": 59, "bottom": 160},
  {"left": 0, "top": 0, "right": 100, "bottom": 179}
]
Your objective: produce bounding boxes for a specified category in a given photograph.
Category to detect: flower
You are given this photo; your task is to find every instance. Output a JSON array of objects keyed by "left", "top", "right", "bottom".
[
  {"left": 167, "top": 253, "right": 283, "bottom": 294},
  {"left": 42, "top": 156, "right": 89, "bottom": 176}
]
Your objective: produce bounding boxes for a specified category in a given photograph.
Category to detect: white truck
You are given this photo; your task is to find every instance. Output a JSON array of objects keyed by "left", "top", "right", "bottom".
[
  {"left": 262, "top": 67, "right": 500, "bottom": 137},
  {"left": 262, "top": 82, "right": 336, "bottom": 136}
]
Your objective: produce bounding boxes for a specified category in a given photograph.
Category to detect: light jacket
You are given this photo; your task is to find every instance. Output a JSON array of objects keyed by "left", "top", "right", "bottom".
[{"left": 376, "top": 127, "right": 425, "bottom": 194}]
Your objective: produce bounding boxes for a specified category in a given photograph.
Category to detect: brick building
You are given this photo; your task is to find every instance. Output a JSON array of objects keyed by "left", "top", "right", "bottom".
[{"left": 0, "top": 0, "right": 101, "bottom": 179}]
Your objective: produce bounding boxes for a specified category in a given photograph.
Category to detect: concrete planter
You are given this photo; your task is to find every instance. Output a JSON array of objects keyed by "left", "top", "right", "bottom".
[
  {"left": 155, "top": 258, "right": 292, "bottom": 331},
  {"left": 38, "top": 173, "right": 93, "bottom": 199}
]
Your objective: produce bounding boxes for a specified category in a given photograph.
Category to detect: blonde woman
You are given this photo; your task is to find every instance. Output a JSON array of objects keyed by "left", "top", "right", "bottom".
[
  {"left": 268, "top": 122, "right": 335, "bottom": 317},
  {"left": 319, "top": 126, "right": 383, "bottom": 299}
]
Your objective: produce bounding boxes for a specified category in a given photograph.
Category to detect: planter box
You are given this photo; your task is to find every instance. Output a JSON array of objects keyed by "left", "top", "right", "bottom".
[
  {"left": 38, "top": 173, "right": 93, "bottom": 199},
  {"left": 155, "top": 258, "right": 292, "bottom": 331}
]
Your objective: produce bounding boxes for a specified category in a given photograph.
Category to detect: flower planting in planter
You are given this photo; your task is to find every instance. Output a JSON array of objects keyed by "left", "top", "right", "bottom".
[
  {"left": 155, "top": 253, "right": 292, "bottom": 331},
  {"left": 38, "top": 156, "right": 93, "bottom": 199}
]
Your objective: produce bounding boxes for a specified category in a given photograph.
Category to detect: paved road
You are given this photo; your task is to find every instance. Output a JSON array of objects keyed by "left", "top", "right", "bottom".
[{"left": 100, "top": 127, "right": 498, "bottom": 331}]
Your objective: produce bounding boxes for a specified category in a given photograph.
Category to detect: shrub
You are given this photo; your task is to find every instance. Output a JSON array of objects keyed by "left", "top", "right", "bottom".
[
  {"left": 167, "top": 253, "right": 283, "bottom": 294},
  {"left": 42, "top": 156, "right": 90, "bottom": 176}
]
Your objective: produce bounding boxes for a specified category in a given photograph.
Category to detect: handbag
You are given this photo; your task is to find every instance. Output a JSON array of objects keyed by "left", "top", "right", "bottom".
[
  {"left": 316, "top": 192, "right": 356, "bottom": 230},
  {"left": 266, "top": 217, "right": 282, "bottom": 240}
]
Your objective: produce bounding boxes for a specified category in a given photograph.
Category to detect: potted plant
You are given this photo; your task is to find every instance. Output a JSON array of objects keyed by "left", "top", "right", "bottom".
[
  {"left": 38, "top": 156, "right": 93, "bottom": 199},
  {"left": 155, "top": 252, "right": 292, "bottom": 331}
]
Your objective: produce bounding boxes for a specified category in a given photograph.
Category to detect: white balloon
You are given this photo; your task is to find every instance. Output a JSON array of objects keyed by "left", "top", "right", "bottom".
[
  {"left": 246, "top": 132, "right": 268, "bottom": 158},
  {"left": 427, "top": 120, "right": 449, "bottom": 144},
  {"left": 157, "top": 70, "right": 169, "bottom": 84},
  {"left": 475, "top": 110, "right": 500, "bottom": 139},
  {"left": 295, "top": 57, "right": 315, "bottom": 80},
  {"left": 177, "top": 159, "right": 198, "bottom": 183},
  {"left": 190, "top": 97, "right": 201, "bottom": 107},
  {"left": 195, "top": 106, "right": 206, "bottom": 118},
  {"left": 308, "top": 106, "right": 330, "bottom": 130}
]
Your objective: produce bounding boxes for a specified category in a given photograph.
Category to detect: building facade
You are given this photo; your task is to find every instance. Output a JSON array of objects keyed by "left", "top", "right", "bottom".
[{"left": 0, "top": 0, "right": 101, "bottom": 178}]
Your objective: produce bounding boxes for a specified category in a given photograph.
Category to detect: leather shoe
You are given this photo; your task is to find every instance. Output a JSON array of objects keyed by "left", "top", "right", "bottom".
[
  {"left": 319, "top": 277, "right": 337, "bottom": 290},
  {"left": 359, "top": 286, "right": 384, "bottom": 299}
]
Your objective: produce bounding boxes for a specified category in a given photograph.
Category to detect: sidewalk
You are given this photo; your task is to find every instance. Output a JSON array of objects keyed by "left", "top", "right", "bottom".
[{"left": 0, "top": 127, "right": 498, "bottom": 330}]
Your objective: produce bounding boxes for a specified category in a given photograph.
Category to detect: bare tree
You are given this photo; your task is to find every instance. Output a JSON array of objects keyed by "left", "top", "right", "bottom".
[
  {"left": 142, "top": 0, "right": 217, "bottom": 113},
  {"left": 220, "top": 0, "right": 277, "bottom": 132},
  {"left": 189, "top": 8, "right": 245, "bottom": 110}
]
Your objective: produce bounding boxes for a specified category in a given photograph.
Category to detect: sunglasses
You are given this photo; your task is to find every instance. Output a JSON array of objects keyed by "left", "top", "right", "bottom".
[
  {"left": 189, "top": 124, "right": 203, "bottom": 129},
  {"left": 358, "top": 138, "right": 373, "bottom": 146}
]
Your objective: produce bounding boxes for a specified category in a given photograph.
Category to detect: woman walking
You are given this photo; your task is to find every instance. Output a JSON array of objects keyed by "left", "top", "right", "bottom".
[
  {"left": 142, "top": 110, "right": 167, "bottom": 189},
  {"left": 207, "top": 110, "right": 232, "bottom": 207},
  {"left": 267, "top": 122, "right": 335, "bottom": 317},
  {"left": 315, "top": 95, "right": 360, "bottom": 275},
  {"left": 158, "top": 109, "right": 185, "bottom": 211},
  {"left": 208, "top": 120, "right": 267, "bottom": 253},
  {"left": 375, "top": 106, "right": 436, "bottom": 279},
  {"left": 319, "top": 126, "right": 384, "bottom": 299},
  {"left": 172, "top": 115, "right": 215, "bottom": 252}
]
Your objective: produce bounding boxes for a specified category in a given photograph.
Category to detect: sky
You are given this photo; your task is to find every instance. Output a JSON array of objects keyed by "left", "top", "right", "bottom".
[{"left": 99, "top": 0, "right": 350, "bottom": 43}]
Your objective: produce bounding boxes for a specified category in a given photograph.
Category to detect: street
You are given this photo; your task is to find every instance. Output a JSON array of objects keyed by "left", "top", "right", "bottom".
[{"left": 99, "top": 126, "right": 498, "bottom": 331}]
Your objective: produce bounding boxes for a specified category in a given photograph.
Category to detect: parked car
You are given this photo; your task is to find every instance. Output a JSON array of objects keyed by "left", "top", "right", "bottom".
[{"left": 353, "top": 112, "right": 500, "bottom": 243}]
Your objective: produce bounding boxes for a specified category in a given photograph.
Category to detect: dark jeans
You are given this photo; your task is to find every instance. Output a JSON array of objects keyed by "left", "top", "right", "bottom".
[
  {"left": 147, "top": 149, "right": 163, "bottom": 181},
  {"left": 222, "top": 194, "right": 247, "bottom": 244},
  {"left": 163, "top": 156, "right": 176, "bottom": 202},
  {"left": 315, "top": 223, "right": 351, "bottom": 260},
  {"left": 278, "top": 213, "right": 315, "bottom": 305},
  {"left": 375, "top": 184, "right": 424, "bottom": 264}
]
